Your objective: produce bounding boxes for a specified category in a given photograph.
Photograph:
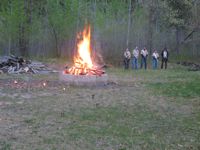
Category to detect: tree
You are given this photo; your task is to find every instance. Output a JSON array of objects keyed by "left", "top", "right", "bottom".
[{"left": 162, "top": 0, "right": 193, "bottom": 54}]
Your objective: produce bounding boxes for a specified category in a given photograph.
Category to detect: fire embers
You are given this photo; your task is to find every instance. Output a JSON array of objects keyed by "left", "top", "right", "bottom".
[
  {"left": 64, "top": 64, "right": 105, "bottom": 76},
  {"left": 64, "top": 24, "right": 105, "bottom": 76}
]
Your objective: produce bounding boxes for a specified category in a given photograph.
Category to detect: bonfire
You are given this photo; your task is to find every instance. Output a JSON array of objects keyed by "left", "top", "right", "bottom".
[{"left": 63, "top": 25, "right": 105, "bottom": 76}]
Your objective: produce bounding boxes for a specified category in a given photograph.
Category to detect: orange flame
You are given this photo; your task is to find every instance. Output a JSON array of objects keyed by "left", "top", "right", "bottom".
[
  {"left": 77, "top": 25, "right": 93, "bottom": 68},
  {"left": 68, "top": 25, "right": 94, "bottom": 75}
]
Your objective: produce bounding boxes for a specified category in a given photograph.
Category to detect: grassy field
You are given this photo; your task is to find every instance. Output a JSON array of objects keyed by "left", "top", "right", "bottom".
[{"left": 0, "top": 63, "right": 200, "bottom": 150}]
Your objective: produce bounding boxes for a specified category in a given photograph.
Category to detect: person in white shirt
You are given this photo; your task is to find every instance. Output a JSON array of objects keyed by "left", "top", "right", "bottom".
[
  {"left": 140, "top": 47, "right": 148, "bottom": 69},
  {"left": 123, "top": 48, "right": 131, "bottom": 69},
  {"left": 132, "top": 46, "right": 139, "bottom": 69},
  {"left": 152, "top": 50, "right": 159, "bottom": 69}
]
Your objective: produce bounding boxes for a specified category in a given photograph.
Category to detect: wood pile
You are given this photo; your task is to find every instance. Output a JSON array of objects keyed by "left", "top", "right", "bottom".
[
  {"left": 0, "top": 55, "right": 57, "bottom": 74},
  {"left": 177, "top": 61, "right": 200, "bottom": 71}
]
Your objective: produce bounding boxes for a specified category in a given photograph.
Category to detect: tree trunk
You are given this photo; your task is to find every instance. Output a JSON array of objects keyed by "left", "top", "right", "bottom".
[
  {"left": 52, "top": 26, "right": 60, "bottom": 57},
  {"left": 176, "top": 27, "right": 180, "bottom": 55},
  {"left": 147, "top": 1, "right": 154, "bottom": 54},
  {"left": 29, "top": 0, "right": 32, "bottom": 24},
  {"left": 192, "top": 34, "right": 195, "bottom": 56},
  {"left": 126, "top": 0, "right": 132, "bottom": 48},
  {"left": 8, "top": 37, "right": 11, "bottom": 55},
  {"left": 73, "top": 0, "right": 81, "bottom": 57},
  {"left": 19, "top": 24, "right": 27, "bottom": 56},
  {"left": 19, "top": 0, "right": 32, "bottom": 57},
  {"left": 148, "top": 22, "right": 153, "bottom": 54}
]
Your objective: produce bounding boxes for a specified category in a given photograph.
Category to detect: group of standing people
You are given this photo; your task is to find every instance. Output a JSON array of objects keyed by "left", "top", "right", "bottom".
[{"left": 123, "top": 47, "right": 169, "bottom": 70}]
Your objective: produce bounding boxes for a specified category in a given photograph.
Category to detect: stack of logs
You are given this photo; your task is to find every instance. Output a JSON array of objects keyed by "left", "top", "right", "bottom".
[{"left": 0, "top": 55, "right": 56, "bottom": 74}]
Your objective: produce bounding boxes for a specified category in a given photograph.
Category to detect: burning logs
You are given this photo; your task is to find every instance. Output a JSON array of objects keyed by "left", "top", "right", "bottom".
[
  {"left": 62, "top": 65, "right": 107, "bottom": 86},
  {"left": 0, "top": 55, "right": 56, "bottom": 74},
  {"left": 87, "top": 68, "right": 105, "bottom": 76},
  {"left": 64, "top": 66, "right": 105, "bottom": 76},
  {"left": 60, "top": 24, "right": 108, "bottom": 86}
]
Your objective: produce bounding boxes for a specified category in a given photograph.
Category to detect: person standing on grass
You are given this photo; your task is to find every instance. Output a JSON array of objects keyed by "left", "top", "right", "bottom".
[
  {"left": 124, "top": 48, "right": 131, "bottom": 69},
  {"left": 152, "top": 50, "right": 159, "bottom": 69},
  {"left": 161, "top": 47, "right": 169, "bottom": 69},
  {"left": 140, "top": 47, "right": 148, "bottom": 69},
  {"left": 132, "top": 46, "right": 139, "bottom": 70}
]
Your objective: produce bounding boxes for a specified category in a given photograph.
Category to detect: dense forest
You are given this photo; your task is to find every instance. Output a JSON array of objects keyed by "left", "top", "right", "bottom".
[{"left": 0, "top": 0, "right": 199, "bottom": 64}]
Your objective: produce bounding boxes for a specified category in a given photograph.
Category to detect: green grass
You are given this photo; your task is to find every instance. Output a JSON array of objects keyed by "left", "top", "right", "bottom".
[
  {"left": 107, "top": 65, "right": 200, "bottom": 98},
  {"left": 170, "top": 54, "right": 200, "bottom": 63},
  {"left": 146, "top": 68, "right": 200, "bottom": 98},
  {"left": 149, "top": 80, "right": 200, "bottom": 97},
  {"left": 61, "top": 105, "right": 200, "bottom": 149},
  {"left": 0, "top": 141, "right": 11, "bottom": 150},
  {"left": 0, "top": 63, "right": 200, "bottom": 149}
]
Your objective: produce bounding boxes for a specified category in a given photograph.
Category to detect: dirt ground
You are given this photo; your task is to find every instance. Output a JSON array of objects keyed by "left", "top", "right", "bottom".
[{"left": 0, "top": 66, "right": 200, "bottom": 150}]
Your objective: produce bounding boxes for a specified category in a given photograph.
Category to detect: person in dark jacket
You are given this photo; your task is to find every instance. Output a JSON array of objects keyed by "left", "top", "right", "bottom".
[
  {"left": 140, "top": 47, "right": 148, "bottom": 69},
  {"left": 161, "top": 47, "right": 169, "bottom": 69}
]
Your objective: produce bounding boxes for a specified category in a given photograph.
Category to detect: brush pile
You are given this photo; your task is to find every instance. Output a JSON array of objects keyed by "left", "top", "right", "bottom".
[
  {"left": 177, "top": 61, "right": 200, "bottom": 71},
  {"left": 0, "top": 55, "right": 56, "bottom": 74}
]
